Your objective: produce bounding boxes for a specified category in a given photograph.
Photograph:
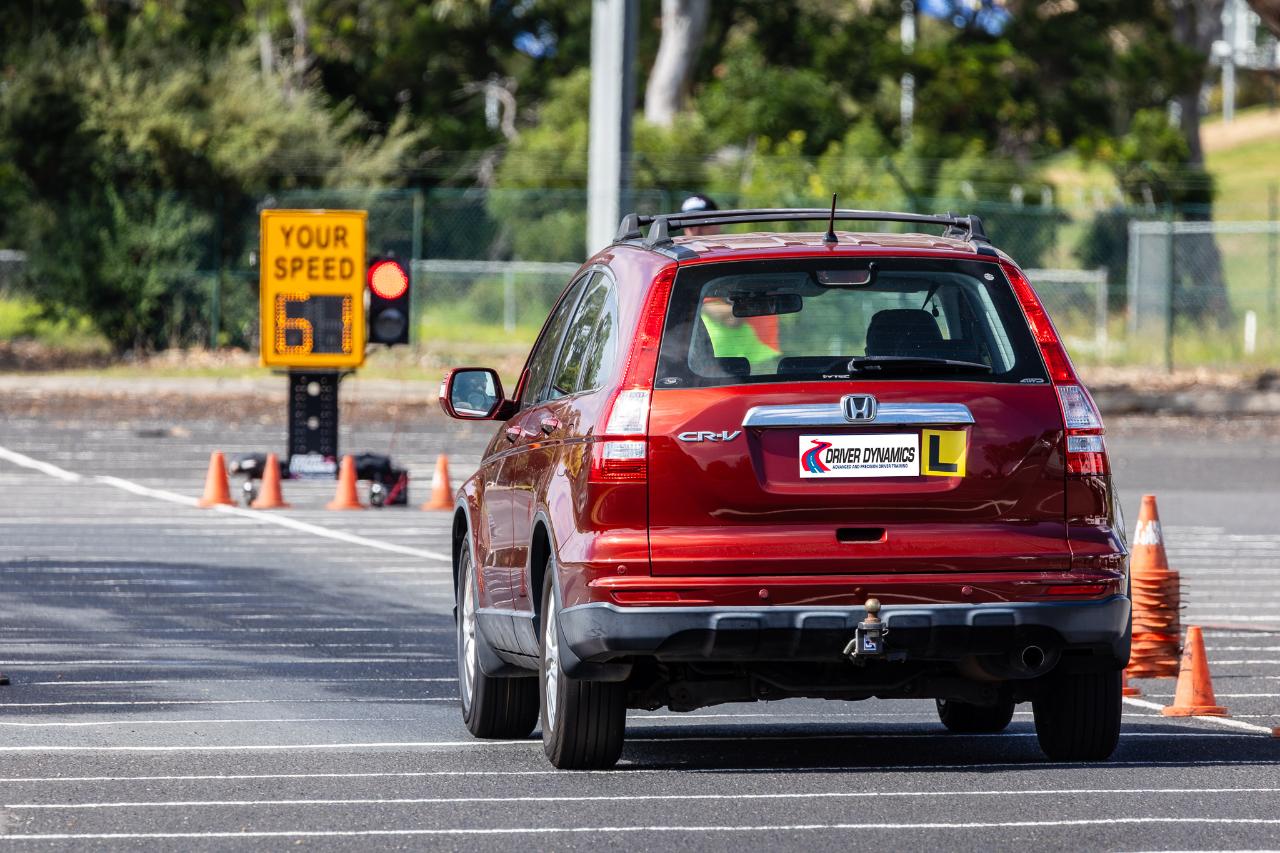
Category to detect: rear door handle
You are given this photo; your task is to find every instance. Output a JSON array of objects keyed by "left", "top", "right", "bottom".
[
  {"left": 539, "top": 417, "right": 561, "bottom": 435},
  {"left": 505, "top": 426, "right": 526, "bottom": 443}
]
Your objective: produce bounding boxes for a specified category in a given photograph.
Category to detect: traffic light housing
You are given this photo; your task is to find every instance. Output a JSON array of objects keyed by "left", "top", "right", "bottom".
[{"left": 366, "top": 258, "right": 411, "bottom": 346}]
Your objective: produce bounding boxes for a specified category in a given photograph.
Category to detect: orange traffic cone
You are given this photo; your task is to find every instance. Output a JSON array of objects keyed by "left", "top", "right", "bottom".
[
  {"left": 1122, "top": 671, "right": 1141, "bottom": 697},
  {"left": 421, "top": 454, "right": 454, "bottom": 511},
  {"left": 1131, "top": 494, "right": 1170, "bottom": 573},
  {"left": 196, "top": 451, "right": 234, "bottom": 507},
  {"left": 1161, "top": 626, "right": 1227, "bottom": 717},
  {"left": 326, "top": 455, "right": 365, "bottom": 510},
  {"left": 250, "top": 453, "right": 290, "bottom": 509}
]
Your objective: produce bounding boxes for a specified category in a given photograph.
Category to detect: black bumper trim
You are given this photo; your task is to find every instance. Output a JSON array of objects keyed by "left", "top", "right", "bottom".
[{"left": 558, "top": 596, "right": 1131, "bottom": 667}]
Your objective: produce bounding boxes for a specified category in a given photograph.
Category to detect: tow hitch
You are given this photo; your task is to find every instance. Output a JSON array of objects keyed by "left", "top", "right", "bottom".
[{"left": 844, "top": 597, "right": 887, "bottom": 663}]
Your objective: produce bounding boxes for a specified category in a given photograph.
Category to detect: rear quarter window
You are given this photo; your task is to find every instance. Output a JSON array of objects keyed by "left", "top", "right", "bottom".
[{"left": 655, "top": 258, "right": 1048, "bottom": 387}]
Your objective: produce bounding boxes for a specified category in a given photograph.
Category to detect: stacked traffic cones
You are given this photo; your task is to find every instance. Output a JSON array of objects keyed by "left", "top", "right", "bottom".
[
  {"left": 421, "top": 454, "right": 454, "bottom": 511},
  {"left": 250, "top": 453, "right": 290, "bottom": 509},
  {"left": 326, "top": 455, "right": 365, "bottom": 510},
  {"left": 1161, "top": 626, "right": 1228, "bottom": 717},
  {"left": 1122, "top": 671, "right": 1141, "bottom": 697},
  {"left": 196, "top": 451, "right": 235, "bottom": 507},
  {"left": 1126, "top": 494, "right": 1182, "bottom": 679}
]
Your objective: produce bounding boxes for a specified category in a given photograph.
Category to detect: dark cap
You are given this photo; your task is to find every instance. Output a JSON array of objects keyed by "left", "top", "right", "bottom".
[{"left": 680, "top": 194, "right": 718, "bottom": 214}]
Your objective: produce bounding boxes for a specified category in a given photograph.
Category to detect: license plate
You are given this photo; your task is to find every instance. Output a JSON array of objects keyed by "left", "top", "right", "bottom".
[{"left": 799, "top": 434, "right": 919, "bottom": 478}]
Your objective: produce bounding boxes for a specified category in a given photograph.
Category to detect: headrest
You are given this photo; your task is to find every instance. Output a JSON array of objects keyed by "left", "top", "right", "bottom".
[{"left": 865, "top": 309, "right": 944, "bottom": 358}]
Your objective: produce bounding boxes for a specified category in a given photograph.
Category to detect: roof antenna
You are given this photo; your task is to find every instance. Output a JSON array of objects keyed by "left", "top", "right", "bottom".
[{"left": 823, "top": 193, "right": 839, "bottom": 245}]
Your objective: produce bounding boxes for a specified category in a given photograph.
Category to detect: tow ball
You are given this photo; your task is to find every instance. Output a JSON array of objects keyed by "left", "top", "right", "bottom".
[{"left": 843, "top": 597, "right": 887, "bottom": 662}]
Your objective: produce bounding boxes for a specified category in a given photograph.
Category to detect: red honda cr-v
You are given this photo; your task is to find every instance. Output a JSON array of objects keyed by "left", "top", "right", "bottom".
[{"left": 441, "top": 207, "right": 1130, "bottom": 770}]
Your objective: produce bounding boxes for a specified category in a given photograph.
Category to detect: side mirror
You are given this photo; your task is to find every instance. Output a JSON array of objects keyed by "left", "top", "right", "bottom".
[{"left": 439, "top": 368, "right": 513, "bottom": 420}]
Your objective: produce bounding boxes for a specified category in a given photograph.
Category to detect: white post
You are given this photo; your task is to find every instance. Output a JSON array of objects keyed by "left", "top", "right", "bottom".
[
  {"left": 1095, "top": 270, "right": 1109, "bottom": 359},
  {"left": 586, "top": 0, "right": 637, "bottom": 255},
  {"left": 1244, "top": 309, "right": 1258, "bottom": 355}
]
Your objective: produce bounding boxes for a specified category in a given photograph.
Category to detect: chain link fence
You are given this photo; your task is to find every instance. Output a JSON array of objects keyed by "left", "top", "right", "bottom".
[
  {"left": 3, "top": 184, "right": 1279, "bottom": 372},
  {"left": 1127, "top": 220, "right": 1280, "bottom": 369}
]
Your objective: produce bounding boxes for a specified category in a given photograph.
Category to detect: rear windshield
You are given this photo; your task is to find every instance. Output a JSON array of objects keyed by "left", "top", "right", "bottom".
[{"left": 655, "top": 258, "right": 1048, "bottom": 387}]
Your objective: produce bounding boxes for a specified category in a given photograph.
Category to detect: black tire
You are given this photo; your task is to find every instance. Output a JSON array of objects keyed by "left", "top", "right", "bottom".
[
  {"left": 1032, "top": 669, "right": 1122, "bottom": 761},
  {"left": 936, "top": 697, "right": 1015, "bottom": 733},
  {"left": 539, "top": 567, "right": 626, "bottom": 769},
  {"left": 456, "top": 548, "right": 538, "bottom": 739}
]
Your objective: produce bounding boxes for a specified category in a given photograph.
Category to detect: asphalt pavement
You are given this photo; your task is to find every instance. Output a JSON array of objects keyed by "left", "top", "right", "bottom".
[{"left": 0, "top": 400, "right": 1277, "bottom": 850}]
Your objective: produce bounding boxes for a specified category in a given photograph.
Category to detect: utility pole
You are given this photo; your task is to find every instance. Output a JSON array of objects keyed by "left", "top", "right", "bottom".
[{"left": 586, "top": 0, "right": 638, "bottom": 255}]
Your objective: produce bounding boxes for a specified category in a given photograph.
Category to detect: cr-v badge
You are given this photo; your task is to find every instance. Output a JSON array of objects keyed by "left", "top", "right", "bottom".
[{"left": 677, "top": 430, "right": 742, "bottom": 442}]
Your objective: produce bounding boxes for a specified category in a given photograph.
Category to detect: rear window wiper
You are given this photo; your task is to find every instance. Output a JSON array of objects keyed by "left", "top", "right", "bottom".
[{"left": 846, "top": 355, "right": 993, "bottom": 374}]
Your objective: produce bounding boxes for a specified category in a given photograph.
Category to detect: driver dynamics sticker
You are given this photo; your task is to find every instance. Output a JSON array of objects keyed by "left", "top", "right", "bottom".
[{"left": 800, "top": 434, "right": 919, "bottom": 478}]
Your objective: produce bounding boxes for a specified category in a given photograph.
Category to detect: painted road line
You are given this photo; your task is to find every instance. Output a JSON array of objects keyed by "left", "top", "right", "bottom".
[
  {"left": 3, "top": 759, "right": 1276, "bottom": 784},
  {"left": 17, "top": 677, "right": 456, "bottom": 685},
  {"left": 6, "top": 818, "right": 1280, "bottom": 841},
  {"left": 0, "top": 741, "right": 535, "bottom": 753},
  {"left": 0, "top": 717, "right": 429, "bottom": 728},
  {"left": 0, "top": 729, "right": 1250, "bottom": 754},
  {"left": 0, "top": 445, "right": 449, "bottom": 561},
  {"left": 1123, "top": 697, "right": 1275, "bottom": 734},
  {"left": 0, "top": 658, "right": 451, "bottom": 666},
  {"left": 0, "top": 446, "right": 83, "bottom": 482},
  {"left": 10, "top": 786, "right": 1280, "bottom": 810},
  {"left": 1, "top": 698, "right": 452, "bottom": 708}
]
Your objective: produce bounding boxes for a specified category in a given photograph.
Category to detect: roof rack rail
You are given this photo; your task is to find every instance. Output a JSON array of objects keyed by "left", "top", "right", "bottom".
[{"left": 613, "top": 207, "right": 991, "bottom": 249}]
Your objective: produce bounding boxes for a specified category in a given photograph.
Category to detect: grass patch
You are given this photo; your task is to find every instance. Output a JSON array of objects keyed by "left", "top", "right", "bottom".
[{"left": 0, "top": 296, "right": 109, "bottom": 352}]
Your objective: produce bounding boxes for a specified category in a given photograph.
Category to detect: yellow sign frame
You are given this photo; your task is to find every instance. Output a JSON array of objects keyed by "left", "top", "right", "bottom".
[{"left": 259, "top": 209, "right": 368, "bottom": 369}]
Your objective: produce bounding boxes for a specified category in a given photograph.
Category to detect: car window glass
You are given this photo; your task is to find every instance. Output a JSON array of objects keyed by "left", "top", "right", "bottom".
[
  {"left": 521, "top": 273, "right": 592, "bottom": 407},
  {"left": 657, "top": 259, "right": 1047, "bottom": 387},
  {"left": 549, "top": 275, "right": 616, "bottom": 399},
  {"left": 578, "top": 285, "right": 619, "bottom": 393}
]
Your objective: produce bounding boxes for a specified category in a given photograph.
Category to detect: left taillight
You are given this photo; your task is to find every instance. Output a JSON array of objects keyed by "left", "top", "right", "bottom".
[
  {"left": 590, "top": 389, "right": 651, "bottom": 482},
  {"left": 1005, "top": 263, "right": 1110, "bottom": 477},
  {"left": 587, "top": 264, "right": 675, "bottom": 484}
]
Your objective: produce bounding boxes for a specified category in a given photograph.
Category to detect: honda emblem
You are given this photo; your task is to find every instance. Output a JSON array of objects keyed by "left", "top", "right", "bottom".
[{"left": 841, "top": 394, "right": 878, "bottom": 423}]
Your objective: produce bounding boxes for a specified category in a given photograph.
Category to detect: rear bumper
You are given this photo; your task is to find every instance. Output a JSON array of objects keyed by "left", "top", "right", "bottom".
[{"left": 557, "top": 595, "right": 1131, "bottom": 673}]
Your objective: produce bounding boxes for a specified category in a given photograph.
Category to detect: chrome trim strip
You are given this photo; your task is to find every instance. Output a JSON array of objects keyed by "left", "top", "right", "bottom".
[{"left": 743, "top": 402, "right": 975, "bottom": 428}]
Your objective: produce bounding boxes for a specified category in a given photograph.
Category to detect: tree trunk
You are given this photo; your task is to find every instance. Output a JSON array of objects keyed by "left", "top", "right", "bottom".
[
  {"left": 1246, "top": 0, "right": 1280, "bottom": 35},
  {"left": 644, "top": 0, "right": 710, "bottom": 127},
  {"left": 1169, "top": 0, "right": 1232, "bottom": 322}
]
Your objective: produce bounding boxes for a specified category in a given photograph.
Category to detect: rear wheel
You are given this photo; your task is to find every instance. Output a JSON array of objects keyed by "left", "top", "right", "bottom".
[
  {"left": 1032, "top": 669, "right": 1122, "bottom": 761},
  {"left": 936, "top": 697, "right": 1015, "bottom": 733},
  {"left": 539, "top": 567, "right": 626, "bottom": 769},
  {"left": 456, "top": 549, "right": 538, "bottom": 739}
]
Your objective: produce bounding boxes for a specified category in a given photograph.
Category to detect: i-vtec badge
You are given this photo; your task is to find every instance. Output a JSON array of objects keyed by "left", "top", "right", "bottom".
[{"left": 677, "top": 430, "right": 742, "bottom": 443}]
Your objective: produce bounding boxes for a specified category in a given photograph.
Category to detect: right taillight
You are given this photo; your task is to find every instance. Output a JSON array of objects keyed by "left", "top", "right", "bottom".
[{"left": 1005, "top": 263, "right": 1110, "bottom": 477}]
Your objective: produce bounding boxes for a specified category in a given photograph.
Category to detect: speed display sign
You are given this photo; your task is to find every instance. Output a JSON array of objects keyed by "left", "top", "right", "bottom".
[{"left": 259, "top": 209, "right": 368, "bottom": 368}]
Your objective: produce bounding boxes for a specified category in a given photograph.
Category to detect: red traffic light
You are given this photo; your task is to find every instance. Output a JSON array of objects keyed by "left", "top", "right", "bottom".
[{"left": 368, "top": 260, "right": 409, "bottom": 300}]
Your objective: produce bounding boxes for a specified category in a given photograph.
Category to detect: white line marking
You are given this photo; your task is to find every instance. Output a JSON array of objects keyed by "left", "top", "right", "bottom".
[
  {"left": 1, "top": 698, "right": 453, "bottom": 708},
  {"left": 0, "top": 445, "right": 449, "bottom": 561},
  {"left": 0, "top": 716, "right": 428, "bottom": 728},
  {"left": 0, "top": 740, "right": 532, "bottom": 753},
  {"left": 16, "top": 677, "right": 456, "bottom": 686},
  {"left": 0, "top": 730, "right": 1243, "bottom": 753},
  {"left": 0, "top": 447, "right": 82, "bottom": 482},
  {"left": 0, "top": 657, "right": 449, "bottom": 665},
  {"left": 2, "top": 758, "right": 1276, "bottom": 785},
  {"left": 6, "top": 817, "right": 1280, "bottom": 841},
  {"left": 11, "top": 787, "right": 1280, "bottom": 810},
  {"left": 1122, "top": 697, "right": 1275, "bottom": 734}
]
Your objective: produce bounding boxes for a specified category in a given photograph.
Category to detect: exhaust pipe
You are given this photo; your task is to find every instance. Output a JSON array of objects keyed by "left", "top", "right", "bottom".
[{"left": 1020, "top": 645, "right": 1046, "bottom": 671}]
